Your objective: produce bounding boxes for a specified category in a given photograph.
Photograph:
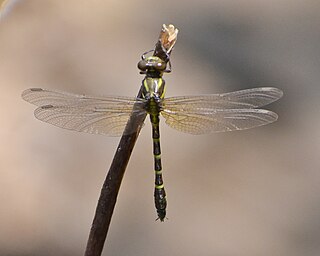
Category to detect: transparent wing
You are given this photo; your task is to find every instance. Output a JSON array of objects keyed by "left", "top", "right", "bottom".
[
  {"left": 161, "top": 108, "right": 278, "bottom": 134},
  {"left": 164, "top": 87, "right": 283, "bottom": 110},
  {"left": 161, "top": 87, "right": 282, "bottom": 135},
  {"left": 22, "top": 88, "right": 147, "bottom": 136}
]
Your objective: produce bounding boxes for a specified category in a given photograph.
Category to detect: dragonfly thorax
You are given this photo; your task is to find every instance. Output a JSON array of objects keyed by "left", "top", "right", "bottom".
[{"left": 142, "top": 77, "right": 166, "bottom": 100}]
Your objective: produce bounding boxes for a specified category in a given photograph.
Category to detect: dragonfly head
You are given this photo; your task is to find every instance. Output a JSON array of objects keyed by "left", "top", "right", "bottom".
[{"left": 138, "top": 56, "right": 170, "bottom": 75}]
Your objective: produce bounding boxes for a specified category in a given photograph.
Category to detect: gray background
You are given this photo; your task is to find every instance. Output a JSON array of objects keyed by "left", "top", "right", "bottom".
[{"left": 1, "top": 0, "right": 319, "bottom": 255}]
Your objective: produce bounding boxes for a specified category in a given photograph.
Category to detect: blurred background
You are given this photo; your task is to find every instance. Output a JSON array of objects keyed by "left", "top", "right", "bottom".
[{"left": 1, "top": 0, "right": 319, "bottom": 255}]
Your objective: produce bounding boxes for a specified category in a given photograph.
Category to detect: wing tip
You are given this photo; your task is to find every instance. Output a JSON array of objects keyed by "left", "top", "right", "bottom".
[
  {"left": 260, "top": 87, "right": 284, "bottom": 99},
  {"left": 21, "top": 88, "right": 44, "bottom": 102},
  {"left": 252, "top": 108, "right": 279, "bottom": 121}
]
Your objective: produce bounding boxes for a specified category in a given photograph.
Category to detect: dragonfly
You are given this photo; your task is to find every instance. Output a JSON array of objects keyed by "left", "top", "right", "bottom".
[{"left": 22, "top": 54, "right": 283, "bottom": 221}]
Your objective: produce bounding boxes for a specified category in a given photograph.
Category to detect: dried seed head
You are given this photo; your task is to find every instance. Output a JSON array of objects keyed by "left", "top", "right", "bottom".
[{"left": 159, "top": 24, "right": 179, "bottom": 54}]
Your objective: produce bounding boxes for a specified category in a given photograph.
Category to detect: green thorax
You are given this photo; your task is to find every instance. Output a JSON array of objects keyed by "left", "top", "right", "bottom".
[
  {"left": 142, "top": 77, "right": 166, "bottom": 99},
  {"left": 142, "top": 77, "right": 166, "bottom": 115}
]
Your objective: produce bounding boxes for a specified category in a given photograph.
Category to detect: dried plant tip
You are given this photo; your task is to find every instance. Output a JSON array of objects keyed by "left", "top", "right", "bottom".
[{"left": 159, "top": 24, "right": 179, "bottom": 54}]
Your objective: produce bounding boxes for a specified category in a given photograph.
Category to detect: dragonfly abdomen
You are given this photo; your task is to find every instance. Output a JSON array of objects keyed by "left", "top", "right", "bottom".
[{"left": 150, "top": 113, "right": 167, "bottom": 221}]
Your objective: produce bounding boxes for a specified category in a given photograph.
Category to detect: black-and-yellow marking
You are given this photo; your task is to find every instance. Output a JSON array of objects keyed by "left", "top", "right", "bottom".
[{"left": 151, "top": 114, "right": 167, "bottom": 221}]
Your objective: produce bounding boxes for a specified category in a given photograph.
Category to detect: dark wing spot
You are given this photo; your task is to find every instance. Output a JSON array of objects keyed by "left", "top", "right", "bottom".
[{"left": 41, "top": 104, "right": 54, "bottom": 109}]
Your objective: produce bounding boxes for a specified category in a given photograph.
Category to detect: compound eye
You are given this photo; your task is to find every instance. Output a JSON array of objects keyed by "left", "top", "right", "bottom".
[
  {"left": 155, "top": 61, "right": 166, "bottom": 71},
  {"left": 137, "top": 60, "right": 147, "bottom": 71}
]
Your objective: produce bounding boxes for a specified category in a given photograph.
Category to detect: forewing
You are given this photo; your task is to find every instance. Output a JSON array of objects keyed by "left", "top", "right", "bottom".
[
  {"left": 22, "top": 88, "right": 147, "bottom": 136},
  {"left": 164, "top": 87, "right": 283, "bottom": 110},
  {"left": 21, "top": 88, "right": 140, "bottom": 107}
]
